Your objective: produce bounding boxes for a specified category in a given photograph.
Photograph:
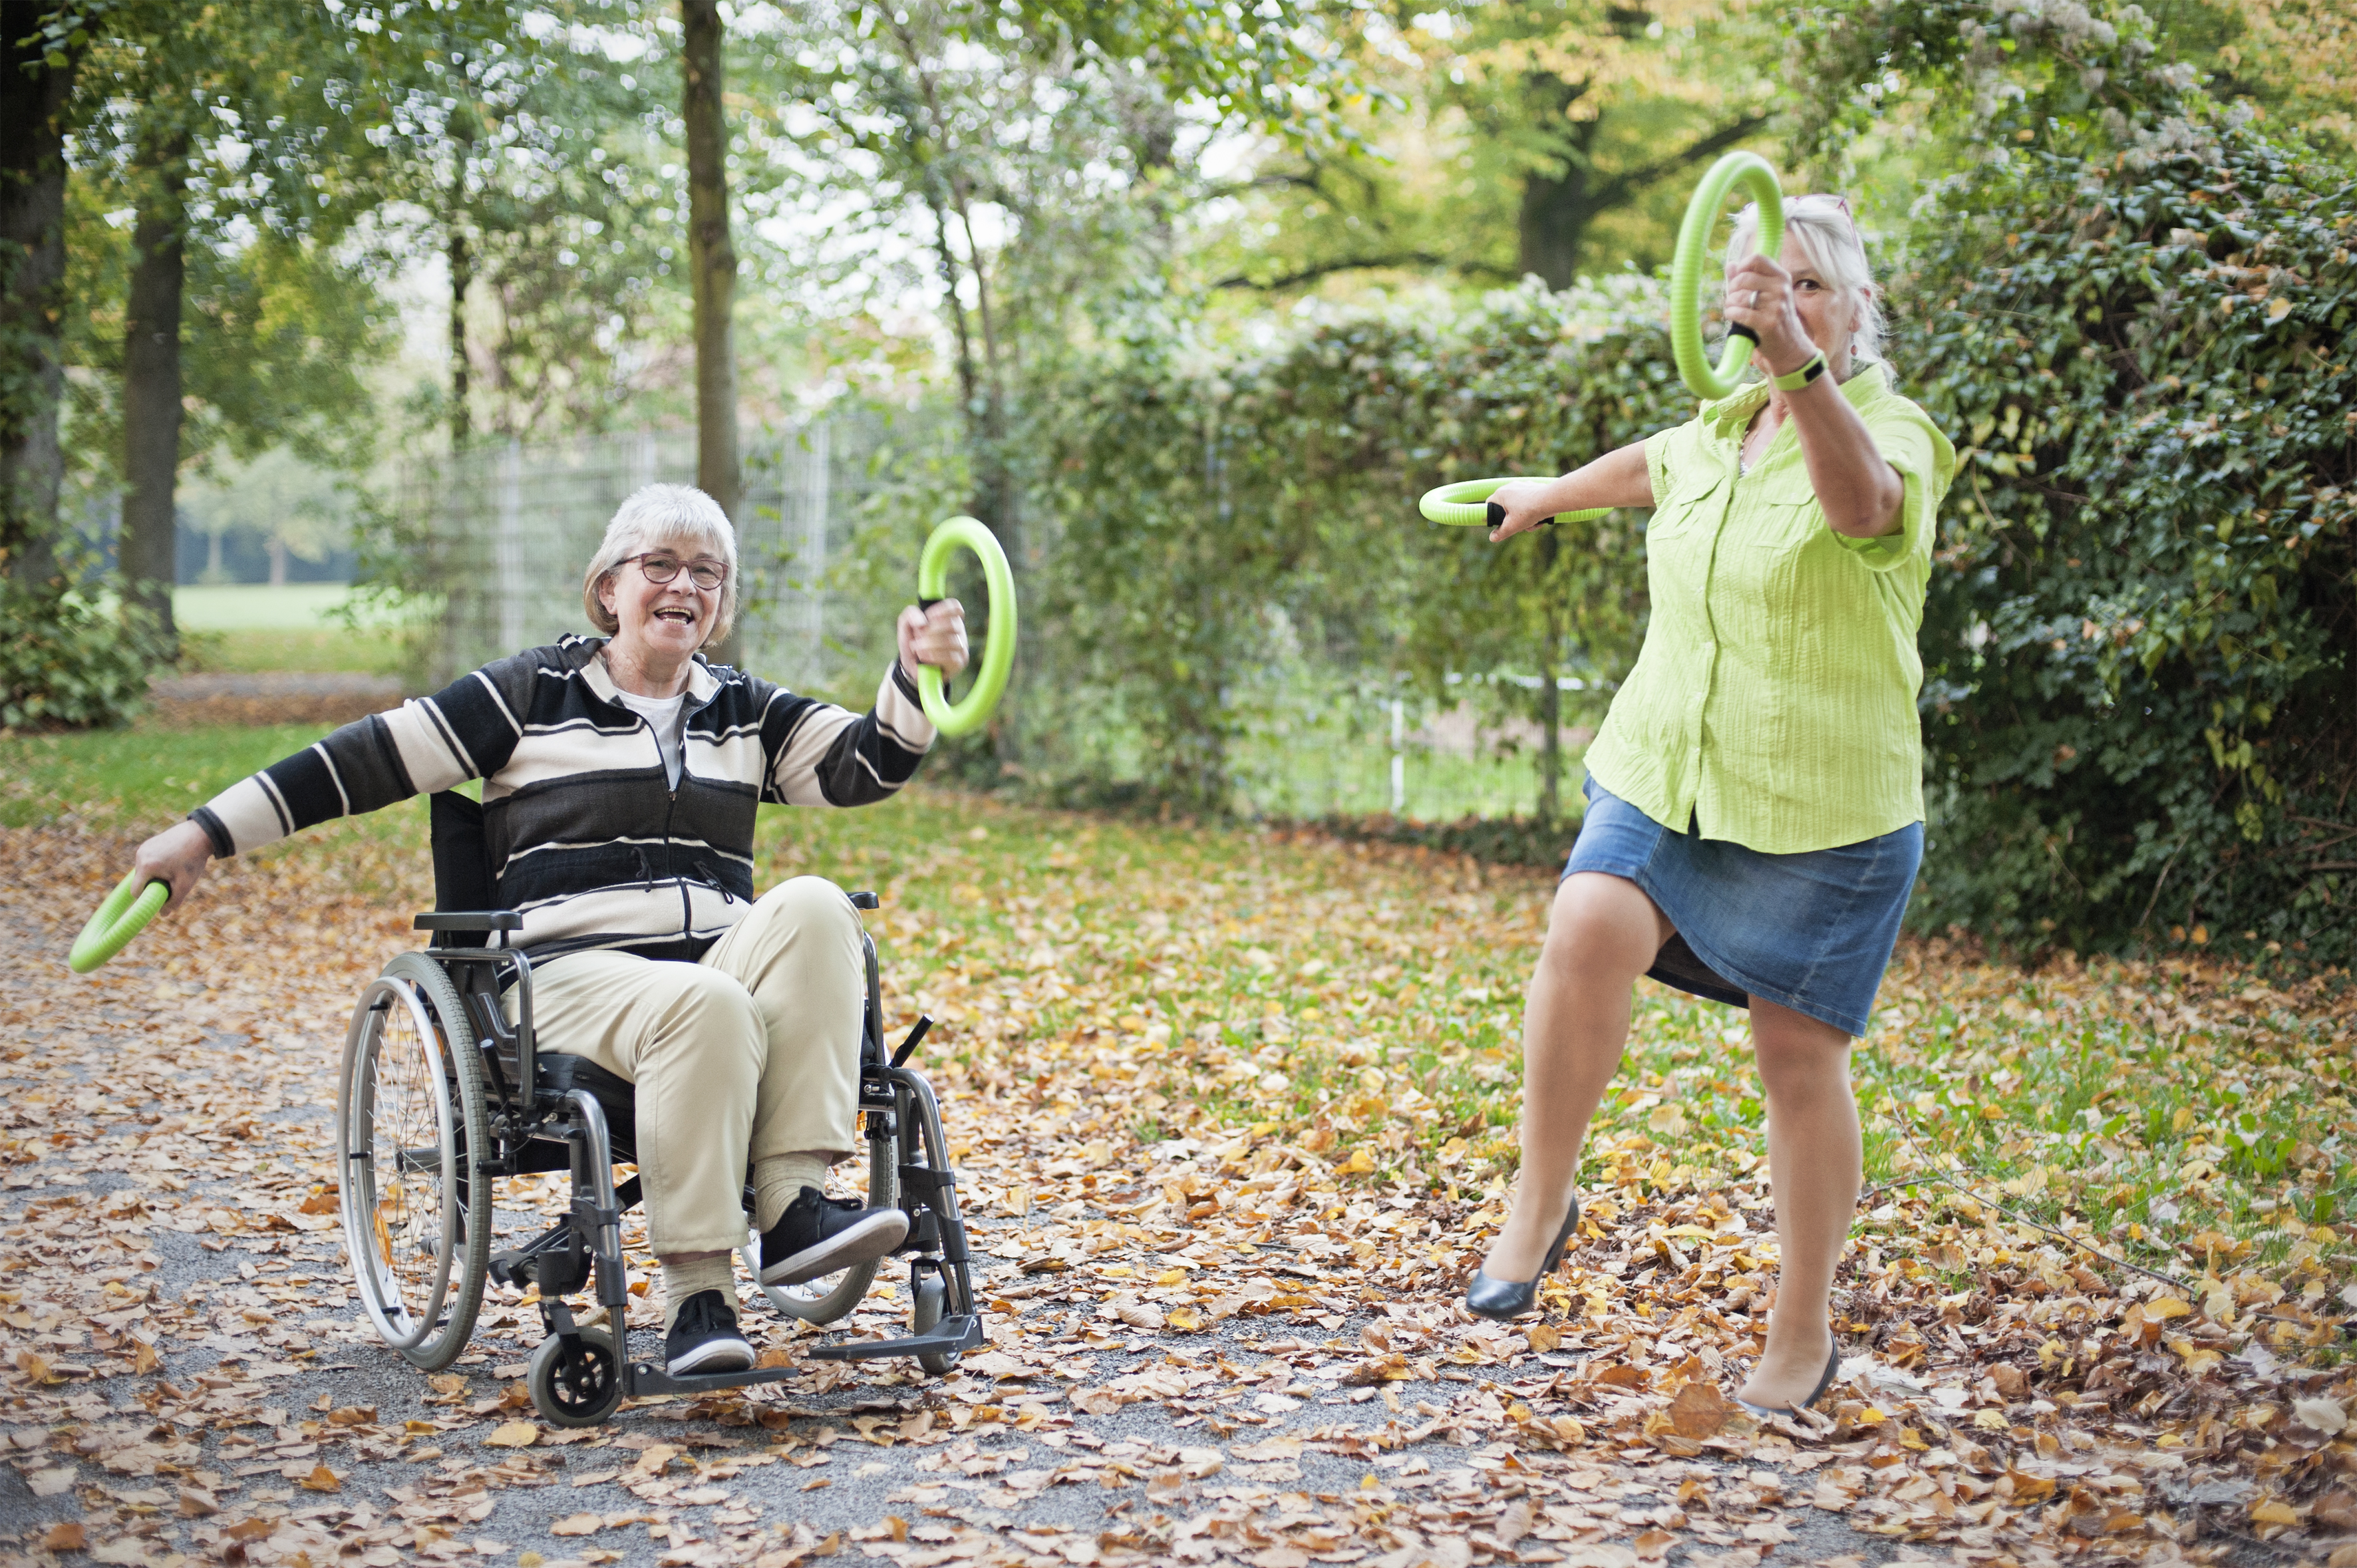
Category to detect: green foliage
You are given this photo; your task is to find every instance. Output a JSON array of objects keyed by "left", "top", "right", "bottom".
[
  {"left": 1035, "top": 278, "right": 1688, "bottom": 812},
  {"left": 0, "top": 584, "right": 168, "bottom": 732},
  {"left": 1899, "top": 114, "right": 2354, "bottom": 964},
  {"left": 1032, "top": 0, "right": 2356, "bottom": 968}
]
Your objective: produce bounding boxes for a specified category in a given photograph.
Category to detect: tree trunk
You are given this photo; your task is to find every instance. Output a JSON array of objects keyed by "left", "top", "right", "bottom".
[
  {"left": 681, "top": 0, "right": 742, "bottom": 667},
  {"left": 448, "top": 226, "right": 471, "bottom": 450},
  {"left": 1519, "top": 91, "right": 1773, "bottom": 290},
  {"left": 0, "top": 5, "right": 80, "bottom": 591},
  {"left": 446, "top": 104, "right": 474, "bottom": 452},
  {"left": 1517, "top": 82, "right": 1603, "bottom": 291},
  {"left": 119, "top": 129, "right": 192, "bottom": 649}
]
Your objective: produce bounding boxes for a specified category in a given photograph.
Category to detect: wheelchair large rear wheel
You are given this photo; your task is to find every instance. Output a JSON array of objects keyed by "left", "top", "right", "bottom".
[{"left": 337, "top": 953, "right": 492, "bottom": 1370}]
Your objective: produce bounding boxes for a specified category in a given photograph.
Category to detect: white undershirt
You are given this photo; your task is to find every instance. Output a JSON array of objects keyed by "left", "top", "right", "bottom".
[{"left": 611, "top": 688, "right": 687, "bottom": 788}]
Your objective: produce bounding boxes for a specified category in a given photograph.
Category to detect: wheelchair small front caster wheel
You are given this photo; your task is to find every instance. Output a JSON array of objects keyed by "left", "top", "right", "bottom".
[
  {"left": 528, "top": 1325, "right": 623, "bottom": 1426},
  {"left": 911, "top": 1267, "right": 953, "bottom": 1376}
]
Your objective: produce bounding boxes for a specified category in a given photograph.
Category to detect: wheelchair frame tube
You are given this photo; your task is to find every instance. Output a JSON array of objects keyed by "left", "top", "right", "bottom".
[
  {"left": 563, "top": 1090, "right": 628, "bottom": 1319},
  {"left": 883, "top": 1062, "right": 976, "bottom": 1319}
]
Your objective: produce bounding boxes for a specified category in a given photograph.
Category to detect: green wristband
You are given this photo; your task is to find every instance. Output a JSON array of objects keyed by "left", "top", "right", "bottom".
[{"left": 1772, "top": 350, "right": 1828, "bottom": 392}]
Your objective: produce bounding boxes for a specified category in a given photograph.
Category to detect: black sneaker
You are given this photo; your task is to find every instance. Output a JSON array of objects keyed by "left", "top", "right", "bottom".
[
  {"left": 664, "top": 1289, "right": 753, "bottom": 1376},
  {"left": 759, "top": 1187, "right": 909, "bottom": 1285}
]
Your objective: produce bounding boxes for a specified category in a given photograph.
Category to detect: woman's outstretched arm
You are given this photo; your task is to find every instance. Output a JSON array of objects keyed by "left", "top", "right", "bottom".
[{"left": 1483, "top": 442, "right": 1656, "bottom": 542}]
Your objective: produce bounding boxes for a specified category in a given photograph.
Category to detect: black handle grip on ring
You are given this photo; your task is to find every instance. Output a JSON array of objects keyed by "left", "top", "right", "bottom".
[
  {"left": 1484, "top": 500, "right": 1557, "bottom": 530},
  {"left": 1727, "top": 323, "right": 1760, "bottom": 345}
]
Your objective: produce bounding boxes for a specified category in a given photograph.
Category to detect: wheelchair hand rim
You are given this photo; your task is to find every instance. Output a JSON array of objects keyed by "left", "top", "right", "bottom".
[
  {"left": 915, "top": 517, "right": 1017, "bottom": 739},
  {"left": 1670, "top": 150, "right": 1785, "bottom": 403},
  {"left": 69, "top": 872, "right": 170, "bottom": 974},
  {"left": 1418, "top": 477, "right": 1611, "bottom": 529}
]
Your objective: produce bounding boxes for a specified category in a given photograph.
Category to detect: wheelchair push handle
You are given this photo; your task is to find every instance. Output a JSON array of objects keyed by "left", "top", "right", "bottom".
[
  {"left": 69, "top": 871, "right": 170, "bottom": 975},
  {"left": 915, "top": 517, "right": 1017, "bottom": 739},
  {"left": 1418, "top": 477, "right": 1611, "bottom": 531}
]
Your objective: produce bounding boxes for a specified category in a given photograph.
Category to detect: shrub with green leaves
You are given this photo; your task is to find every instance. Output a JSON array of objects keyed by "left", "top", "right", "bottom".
[
  {"left": 1037, "top": 280, "right": 1688, "bottom": 814},
  {"left": 0, "top": 585, "right": 166, "bottom": 731},
  {"left": 1897, "top": 118, "right": 2354, "bottom": 963}
]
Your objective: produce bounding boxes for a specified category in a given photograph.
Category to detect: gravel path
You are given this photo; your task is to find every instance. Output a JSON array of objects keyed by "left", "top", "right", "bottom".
[{"left": 0, "top": 821, "right": 1951, "bottom": 1568}]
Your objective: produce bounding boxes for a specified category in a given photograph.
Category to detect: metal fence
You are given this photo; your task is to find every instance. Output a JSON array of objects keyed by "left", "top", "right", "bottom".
[
  {"left": 392, "top": 416, "right": 1591, "bottom": 826},
  {"left": 393, "top": 414, "right": 920, "bottom": 694}
]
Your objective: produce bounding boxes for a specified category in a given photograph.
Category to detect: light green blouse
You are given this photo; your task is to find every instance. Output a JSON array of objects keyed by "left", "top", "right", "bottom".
[{"left": 1583, "top": 364, "right": 1958, "bottom": 856}]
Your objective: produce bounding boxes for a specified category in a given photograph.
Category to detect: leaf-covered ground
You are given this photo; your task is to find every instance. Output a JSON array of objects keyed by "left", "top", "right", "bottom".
[{"left": 3, "top": 772, "right": 2355, "bottom": 1568}]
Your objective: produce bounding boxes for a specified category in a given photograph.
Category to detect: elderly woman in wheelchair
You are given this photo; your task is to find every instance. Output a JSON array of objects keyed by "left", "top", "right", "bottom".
[{"left": 128, "top": 484, "right": 982, "bottom": 1413}]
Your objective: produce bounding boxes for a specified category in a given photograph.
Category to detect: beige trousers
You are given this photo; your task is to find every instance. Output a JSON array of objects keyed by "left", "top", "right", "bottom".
[{"left": 505, "top": 876, "right": 865, "bottom": 1255}]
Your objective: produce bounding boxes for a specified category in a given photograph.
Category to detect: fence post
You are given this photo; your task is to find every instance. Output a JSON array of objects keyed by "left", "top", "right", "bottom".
[
  {"left": 802, "top": 421, "right": 829, "bottom": 669},
  {"left": 1390, "top": 697, "right": 1406, "bottom": 818}
]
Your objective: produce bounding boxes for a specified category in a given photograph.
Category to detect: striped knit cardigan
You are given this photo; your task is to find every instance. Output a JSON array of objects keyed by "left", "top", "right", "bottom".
[{"left": 191, "top": 634, "right": 935, "bottom": 959}]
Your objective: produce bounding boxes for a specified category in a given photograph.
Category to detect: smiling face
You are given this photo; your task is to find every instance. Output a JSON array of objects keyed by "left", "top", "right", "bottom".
[{"left": 598, "top": 542, "right": 724, "bottom": 665}]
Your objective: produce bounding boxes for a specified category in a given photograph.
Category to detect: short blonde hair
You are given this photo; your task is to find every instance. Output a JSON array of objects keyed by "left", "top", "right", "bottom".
[
  {"left": 581, "top": 484, "right": 739, "bottom": 647},
  {"left": 1726, "top": 194, "right": 1885, "bottom": 365}
]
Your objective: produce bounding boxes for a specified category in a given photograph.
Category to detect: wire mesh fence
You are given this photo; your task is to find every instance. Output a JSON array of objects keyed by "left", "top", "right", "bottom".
[
  {"left": 390, "top": 412, "right": 928, "bottom": 694},
  {"left": 390, "top": 417, "right": 1592, "bottom": 828}
]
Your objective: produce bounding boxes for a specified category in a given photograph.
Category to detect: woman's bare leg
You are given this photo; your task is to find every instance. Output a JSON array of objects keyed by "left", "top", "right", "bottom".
[
  {"left": 1740, "top": 997, "right": 1859, "bottom": 1406},
  {"left": 1482, "top": 872, "right": 1670, "bottom": 1281}
]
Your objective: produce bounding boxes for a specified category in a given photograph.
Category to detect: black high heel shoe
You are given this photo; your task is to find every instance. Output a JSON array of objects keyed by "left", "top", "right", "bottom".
[
  {"left": 1736, "top": 1340, "right": 1843, "bottom": 1418},
  {"left": 1464, "top": 1193, "right": 1581, "bottom": 1321}
]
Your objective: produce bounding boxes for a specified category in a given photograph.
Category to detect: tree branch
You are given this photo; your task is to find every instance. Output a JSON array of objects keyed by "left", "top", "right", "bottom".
[
  {"left": 1587, "top": 111, "right": 1772, "bottom": 213},
  {"left": 1213, "top": 253, "right": 1517, "bottom": 290}
]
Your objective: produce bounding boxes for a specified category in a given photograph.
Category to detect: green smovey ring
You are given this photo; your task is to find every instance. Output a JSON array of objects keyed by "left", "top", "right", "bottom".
[
  {"left": 70, "top": 871, "right": 170, "bottom": 975},
  {"left": 1419, "top": 478, "right": 1610, "bottom": 529},
  {"left": 916, "top": 516, "right": 1017, "bottom": 739},
  {"left": 1670, "top": 150, "right": 1786, "bottom": 402}
]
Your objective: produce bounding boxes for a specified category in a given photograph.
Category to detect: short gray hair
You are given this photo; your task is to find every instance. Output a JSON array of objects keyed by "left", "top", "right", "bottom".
[
  {"left": 581, "top": 484, "right": 739, "bottom": 647},
  {"left": 1726, "top": 194, "right": 1885, "bottom": 365}
]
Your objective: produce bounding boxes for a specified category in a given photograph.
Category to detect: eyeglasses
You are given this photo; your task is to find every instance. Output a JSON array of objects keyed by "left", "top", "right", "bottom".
[{"left": 621, "top": 551, "right": 729, "bottom": 591}]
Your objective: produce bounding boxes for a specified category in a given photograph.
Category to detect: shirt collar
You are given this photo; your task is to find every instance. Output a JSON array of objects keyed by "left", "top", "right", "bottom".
[
  {"left": 575, "top": 636, "right": 719, "bottom": 706},
  {"left": 1700, "top": 361, "right": 1891, "bottom": 440}
]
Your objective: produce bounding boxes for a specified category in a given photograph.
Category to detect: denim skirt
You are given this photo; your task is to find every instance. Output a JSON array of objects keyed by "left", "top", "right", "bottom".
[{"left": 1562, "top": 778, "right": 1923, "bottom": 1037}]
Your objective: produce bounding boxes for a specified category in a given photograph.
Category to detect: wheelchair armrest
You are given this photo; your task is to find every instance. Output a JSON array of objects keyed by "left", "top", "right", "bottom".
[
  {"left": 849, "top": 889, "right": 879, "bottom": 910},
  {"left": 416, "top": 911, "right": 524, "bottom": 933}
]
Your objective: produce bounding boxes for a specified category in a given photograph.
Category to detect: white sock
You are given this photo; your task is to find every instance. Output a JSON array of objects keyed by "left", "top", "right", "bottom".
[
  {"left": 660, "top": 1255, "right": 737, "bottom": 1331},
  {"left": 754, "top": 1151, "right": 834, "bottom": 1232}
]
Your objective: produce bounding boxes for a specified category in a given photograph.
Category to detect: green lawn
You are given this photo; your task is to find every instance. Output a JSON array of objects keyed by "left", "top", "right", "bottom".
[
  {"left": 14, "top": 720, "right": 2350, "bottom": 1329},
  {"left": 168, "top": 584, "right": 428, "bottom": 675},
  {"left": 1, "top": 724, "right": 345, "bottom": 830},
  {"left": 173, "top": 583, "right": 356, "bottom": 630}
]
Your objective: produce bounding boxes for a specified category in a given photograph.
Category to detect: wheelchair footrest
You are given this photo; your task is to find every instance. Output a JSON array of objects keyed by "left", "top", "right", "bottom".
[
  {"left": 625, "top": 1361, "right": 803, "bottom": 1400},
  {"left": 804, "top": 1313, "right": 985, "bottom": 1363}
]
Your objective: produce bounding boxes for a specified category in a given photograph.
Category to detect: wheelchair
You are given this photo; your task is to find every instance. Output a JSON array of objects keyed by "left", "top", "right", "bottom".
[{"left": 331, "top": 793, "right": 983, "bottom": 1426}]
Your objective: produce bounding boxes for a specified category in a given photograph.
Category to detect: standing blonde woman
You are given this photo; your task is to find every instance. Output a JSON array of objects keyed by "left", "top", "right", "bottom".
[{"left": 1466, "top": 196, "right": 1956, "bottom": 1414}]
